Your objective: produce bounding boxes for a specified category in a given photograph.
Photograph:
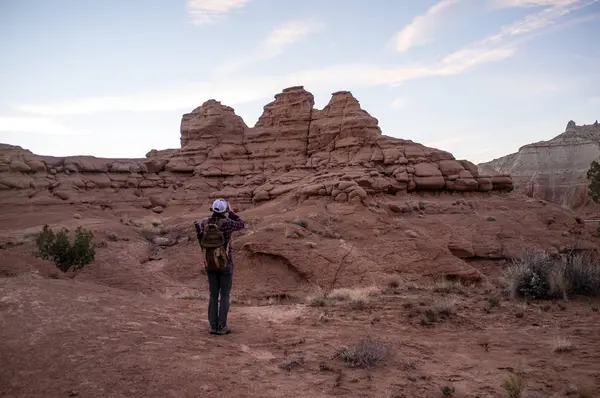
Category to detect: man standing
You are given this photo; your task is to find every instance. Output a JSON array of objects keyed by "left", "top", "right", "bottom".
[{"left": 193, "top": 198, "right": 245, "bottom": 335}]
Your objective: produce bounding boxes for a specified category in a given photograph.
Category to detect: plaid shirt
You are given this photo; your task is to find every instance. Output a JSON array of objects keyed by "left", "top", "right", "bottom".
[{"left": 193, "top": 211, "right": 245, "bottom": 268}]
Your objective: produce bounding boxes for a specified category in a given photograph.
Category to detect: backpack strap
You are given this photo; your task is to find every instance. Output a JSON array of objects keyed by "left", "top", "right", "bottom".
[{"left": 215, "top": 218, "right": 231, "bottom": 258}]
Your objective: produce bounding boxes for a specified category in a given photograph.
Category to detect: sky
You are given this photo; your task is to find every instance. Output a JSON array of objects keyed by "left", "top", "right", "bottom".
[{"left": 1, "top": 0, "right": 599, "bottom": 164}]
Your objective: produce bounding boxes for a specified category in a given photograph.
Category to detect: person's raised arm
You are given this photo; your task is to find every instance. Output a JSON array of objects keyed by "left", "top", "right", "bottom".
[{"left": 224, "top": 208, "right": 245, "bottom": 232}]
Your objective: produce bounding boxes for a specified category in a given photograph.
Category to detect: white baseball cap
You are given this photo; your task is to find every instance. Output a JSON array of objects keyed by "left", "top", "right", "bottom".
[{"left": 211, "top": 198, "right": 228, "bottom": 213}]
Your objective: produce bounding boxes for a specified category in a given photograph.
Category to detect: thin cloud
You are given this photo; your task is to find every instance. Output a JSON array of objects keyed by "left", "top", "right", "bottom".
[
  {"left": 215, "top": 19, "right": 324, "bottom": 75},
  {"left": 187, "top": 0, "right": 252, "bottom": 25},
  {"left": 9, "top": 49, "right": 524, "bottom": 117},
  {"left": 0, "top": 116, "right": 77, "bottom": 135},
  {"left": 492, "top": 0, "right": 596, "bottom": 37},
  {"left": 13, "top": 0, "right": 596, "bottom": 117},
  {"left": 432, "top": 0, "right": 596, "bottom": 77},
  {"left": 14, "top": 51, "right": 513, "bottom": 117},
  {"left": 260, "top": 20, "right": 324, "bottom": 59},
  {"left": 489, "top": 0, "right": 579, "bottom": 8},
  {"left": 391, "top": 98, "right": 408, "bottom": 110},
  {"left": 392, "top": 0, "right": 464, "bottom": 53}
]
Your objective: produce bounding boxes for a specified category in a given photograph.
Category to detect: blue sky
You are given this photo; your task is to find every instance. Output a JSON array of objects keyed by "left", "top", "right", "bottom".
[{"left": 1, "top": 0, "right": 598, "bottom": 163}]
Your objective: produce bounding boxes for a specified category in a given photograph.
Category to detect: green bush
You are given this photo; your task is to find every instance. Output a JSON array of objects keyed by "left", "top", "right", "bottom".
[
  {"left": 35, "top": 224, "right": 95, "bottom": 273},
  {"left": 587, "top": 160, "right": 600, "bottom": 203},
  {"left": 505, "top": 249, "right": 600, "bottom": 299}
]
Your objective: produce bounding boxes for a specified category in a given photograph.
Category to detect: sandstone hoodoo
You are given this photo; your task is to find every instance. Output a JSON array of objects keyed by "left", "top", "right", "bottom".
[
  {"left": 0, "top": 86, "right": 512, "bottom": 210},
  {"left": 478, "top": 120, "right": 600, "bottom": 209}
]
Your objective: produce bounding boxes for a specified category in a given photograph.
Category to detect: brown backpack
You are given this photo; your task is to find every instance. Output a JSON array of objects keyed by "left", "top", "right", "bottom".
[{"left": 199, "top": 219, "right": 229, "bottom": 271}]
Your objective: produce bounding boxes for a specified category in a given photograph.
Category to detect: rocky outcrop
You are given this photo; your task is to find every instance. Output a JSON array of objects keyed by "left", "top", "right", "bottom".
[
  {"left": 0, "top": 86, "right": 512, "bottom": 210},
  {"left": 478, "top": 120, "right": 600, "bottom": 209}
]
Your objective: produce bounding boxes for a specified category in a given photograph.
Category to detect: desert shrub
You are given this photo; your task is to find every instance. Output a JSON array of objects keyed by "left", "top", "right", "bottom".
[
  {"left": 386, "top": 276, "right": 401, "bottom": 289},
  {"left": 562, "top": 254, "right": 600, "bottom": 296},
  {"left": 433, "top": 297, "right": 457, "bottom": 316},
  {"left": 291, "top": 219, "right": 308, "bottom": 229},
  {"left": 552, "top": 336, "right": 574, "bottom": 353},
  {"left": 333, "top": 338, "right": 391, "bottom": 368},
  {"left": 502, "top": 371, "right": 526, "bottom": 398},
  {"left": 441, "top": 386, "right": 455, "bottom": 396},
  {"left": 587, "top": 160, "right": 600, "bottom": 203},
  {"left": 432, "top": 278, "right": 467, "bottom": 295},
  {"left": 328, "top": 286, "right": 380, "bottom": 301},
  {"left": 278, "top": 355, "right": 304, "bottom": 371},
  {"left": 308, "top": 286, "right": 380, "bottom": 309},
  {"left": 35, "top": 224, "right": 95, "bottom": 273},
  {"left": 139, "top": 219, "right": 169, "bottom": 241},
  {"left": 504, "top": 250, "right": 600, "bottom": 299}
]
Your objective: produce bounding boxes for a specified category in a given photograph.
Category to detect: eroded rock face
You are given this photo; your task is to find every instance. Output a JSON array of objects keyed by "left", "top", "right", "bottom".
[
  {"left": 0, "top": 86, "right": 513, "bottom": 210},
  {"left": 478, "top": 120, "right": 600, "bottom": 209}
]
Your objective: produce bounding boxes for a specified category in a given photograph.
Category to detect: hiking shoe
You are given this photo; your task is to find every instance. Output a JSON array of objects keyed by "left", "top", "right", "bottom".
[
  {"left": 209, "top": 323, "right": 219, "bottom": 335},
  {"left": 217, "top": 326, "right": 231, "bottom": 335}
]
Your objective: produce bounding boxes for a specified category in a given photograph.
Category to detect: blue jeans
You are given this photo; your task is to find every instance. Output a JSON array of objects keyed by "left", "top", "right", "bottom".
[{"left": 207, "top": 269, "right": 233, "bottom": 329}]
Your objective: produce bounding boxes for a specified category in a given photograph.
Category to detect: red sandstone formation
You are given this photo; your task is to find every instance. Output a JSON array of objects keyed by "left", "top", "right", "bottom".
[
  {"left": 479, "top": 120, "right": 600, "bottom": 209},
  {"left": 0, "top": 86, "right": 512, "bottom": 212}
]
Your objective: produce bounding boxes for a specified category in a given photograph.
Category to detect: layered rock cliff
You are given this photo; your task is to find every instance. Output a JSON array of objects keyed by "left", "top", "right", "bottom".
[
  {"left": 0, "top": 86, "right": 512, "bottom": 211},
  {"left": 478, "top": 120, "right": 600, "bottom": 209}
]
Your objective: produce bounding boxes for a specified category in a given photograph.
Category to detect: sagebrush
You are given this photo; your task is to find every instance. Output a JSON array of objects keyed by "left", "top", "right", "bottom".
[
  {"left": 35, "top": 224, "right": 95, "bottom": 273},
  {"left": 333, "top": 337, "right": 391, "bottom": 368},
  {"left": 504, "top": 249, "right": 600, "bottom": 299}
]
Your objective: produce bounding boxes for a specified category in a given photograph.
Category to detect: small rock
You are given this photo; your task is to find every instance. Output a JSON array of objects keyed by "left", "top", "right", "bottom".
[
  {"left": 291, "top": 219, "right": 308, "bottom": 229},
  {"left": 406, "top": 230, "right": 418, "bottom": 238},
  {"left": 73, "top": 213, "right": 82, "bottom": 219},
  {"left": 177, "top": 236, "right": 191, "bottom": 245},
  {"left": 149, "top": 247, "right": 163, "bottom": 261},
  {"left": 486, "top": 216, "right": 496, "bottom": 222},
  {"left": 389, "top": 204, "right": 402, "bottom": 213},
  {"left": 562, "top": 231, "right": 570, "bottom": 237},
  {"left": 53, "top": 190, "right": 70, "bottom": 200},
  {"left": 149, "top": 195, "right": 168, "bottom": 208},
  {"left": 305, "top": 241, "right": 317, "bottom": 248},
  {"left": 284, "top": 228, "right": 301, "bottom": 239},
  {"left": 152, "top": 206, "right": 164, "bottom": 214},
  {"left": 152, "top": 236, "right": 176, "bottom": 246},
  {"left": 95, "top": 240, "right": 108, "bottom": 248},
  {"left": 498, "top": 206, "right": 509, "bottom": 211}
]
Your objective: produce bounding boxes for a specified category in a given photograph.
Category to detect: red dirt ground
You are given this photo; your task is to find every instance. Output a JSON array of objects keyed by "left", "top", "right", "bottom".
[{"left": 1, "top": 193, "right": 600, "bottom": 397}]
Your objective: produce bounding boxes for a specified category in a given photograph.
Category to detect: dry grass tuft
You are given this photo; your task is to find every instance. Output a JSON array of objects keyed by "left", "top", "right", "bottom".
[
  {"left": 385, "top": 276, "right": 401, "bottom": 289},
  {"left": 278, "top": 355, "right": 304, "bottom": 371},
  {"left": 410, "top": 297, "right": 458, "bottom": 324},
  {"left": 433, "top": 297, "right": 457, "bottom": 316},
  {"left": 431, "top": 278, "right": 468, "bottom": 295},
  {"left": 139, "top": 219, "right": 170, "bottom": 242},
  {"left": 329, "top": 286, "right": 381, "bottom": 301},
  {"left": 308, "top": 286, "right": 380, "bottom": 308},
  {"left": 333, "top": 337, "right": 391, "bottom": 369},
  {"left": 502, "top": 371, "right": 527, "bottom": 398},
  {"left": 552, "top": 336, "right": 575, "bottom": 353}
]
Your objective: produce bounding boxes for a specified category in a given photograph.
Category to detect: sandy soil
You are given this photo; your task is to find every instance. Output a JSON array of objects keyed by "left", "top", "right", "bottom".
[{"left": 1, "top": 273, "right": 599, "bottom": 398}]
